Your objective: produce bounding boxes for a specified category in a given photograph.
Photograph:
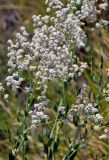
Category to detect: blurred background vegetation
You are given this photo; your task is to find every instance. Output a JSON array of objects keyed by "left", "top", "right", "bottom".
[
  {"left": 0, "top": 1, "right": 46, "bottom": 159},
  {"left": 0, "top": 0, "right": 109, "bottom": 160}
]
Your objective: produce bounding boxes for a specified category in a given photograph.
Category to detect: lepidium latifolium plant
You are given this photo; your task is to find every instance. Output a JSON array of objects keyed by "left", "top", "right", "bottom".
[{"left": 1, "top": 0, "right": 109, "bottom": 159}]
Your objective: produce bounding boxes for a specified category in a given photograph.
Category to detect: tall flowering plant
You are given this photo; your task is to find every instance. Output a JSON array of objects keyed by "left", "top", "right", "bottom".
[{"left": 1, "top": 0, "right": 109, "bottom": 159}]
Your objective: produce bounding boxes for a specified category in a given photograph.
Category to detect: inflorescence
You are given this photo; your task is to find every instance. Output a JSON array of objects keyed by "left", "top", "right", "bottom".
[{"left": 3, "top": 0, "right": 109, "bottom": 138}]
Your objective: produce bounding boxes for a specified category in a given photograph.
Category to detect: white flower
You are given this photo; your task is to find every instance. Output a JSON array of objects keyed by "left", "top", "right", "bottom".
[
  {"left": 99, "top": 134, "right": 107, "bottom": 139},
  {"left": 0, "top": 83, "right": 4, "bottom": 92},
  {"left": 106, "top": 97, "right": 109, "bottom": 102},
  {"left": 58, "top": 106, "right": 66, "bottom": 114},
  {"left": 96, "top": 114, "right": 103, "bottom": 121},
  {"left": 104, "top": 129, "right": 108, "bottom": 133},
  {"left": 99, "top": 3, "right": 108, "bottom": 10},
  {"left": 4, "top": 94, "right": 9, "bottom": 100},
  {"left": 93, "top": 125, "right": 100, "bottom": 131}
]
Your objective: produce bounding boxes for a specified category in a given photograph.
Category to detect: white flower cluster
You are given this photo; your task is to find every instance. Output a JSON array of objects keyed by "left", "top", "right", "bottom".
[
  {"left": 29, "top": 85, "right": 49, "bottom": 128},
  {"left": 78, "top": 0, "right": 97, "bottom": 23},
  {"left": 99, "top": 0, "right": 108, "bottom": 10},
  {"left": 6, "top": 73, "right": 23, "bottom": 92},
  {"left": 6, "top": 0, "right": 108, "bottom": 128},
  {"left": 68, "top": 89, "right": 103, "bottom": 126},
  {"left": 31, "top": 14, "right": 88, "bottom": 84},
  {"left": 46, "top": 0, "right": 108, "bottom": 22},
  {"left": 102, "top": 83, "right": 109, "bottom": 102},
  {"left": 46, "top": 0, "right": 63, "bottom": 12},
  {"left": 0, "top": 83, "right": 4, "bottom": 92}
]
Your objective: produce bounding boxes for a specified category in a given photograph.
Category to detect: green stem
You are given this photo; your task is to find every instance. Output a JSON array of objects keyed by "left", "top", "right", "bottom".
[{"left": 50, "top": 111, "right": 60, "bottom": 139}]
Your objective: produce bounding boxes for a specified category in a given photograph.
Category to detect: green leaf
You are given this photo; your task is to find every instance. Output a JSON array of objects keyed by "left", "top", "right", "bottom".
[
  {"left": 64, "top": 80, "right": 68, "bottom": 90},
  {"left": 100, "top": 55, "right": 103, "bottom": 69},
  {"left": 77, "top": 88, "right": 81, "bottom": 96},
  {"left": 47, "top": 138, "right": 54, "bottom": 147},
  {"left": 69, "top": 150, "right": 78, "bottom": 160},
  {"left": 73, "top": 115, "right": 79, "bottom": 127},
  {"left": 9, "top": 151, "right": 15, "bottom": 160},
  {"left": 48, "top": 149, "right": 53, "bottom": 160},
  {"left": 38, "top": 134, "right": 44, "bottom": 143},
  {"left": 44, "top": 144, "right": 48, "bottom": 155},
  {"left": 53, "top": 138, "right": 60, "bottom": 153}
]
